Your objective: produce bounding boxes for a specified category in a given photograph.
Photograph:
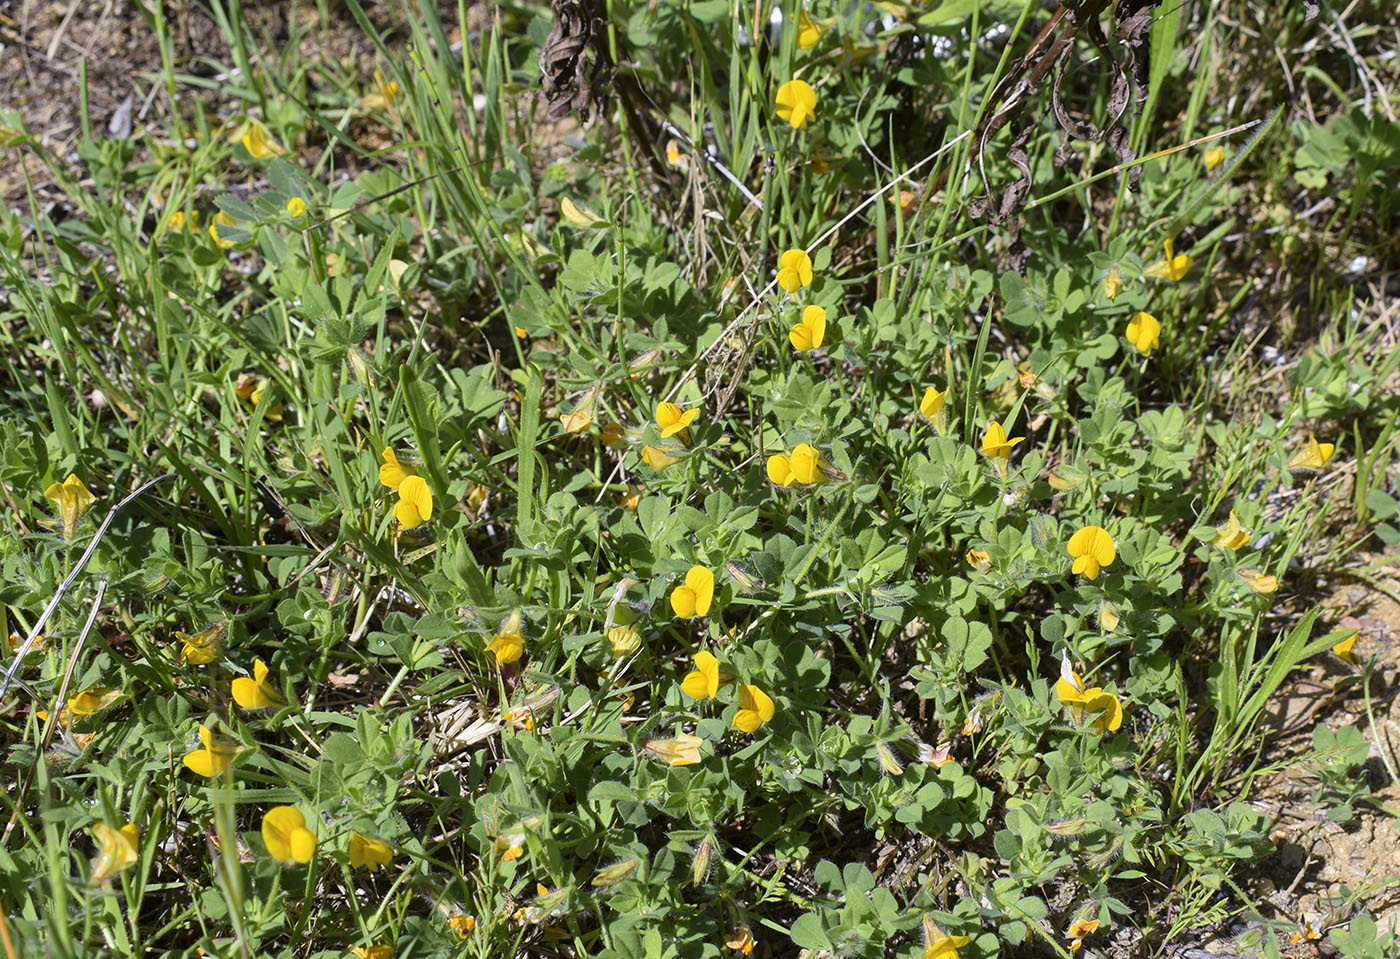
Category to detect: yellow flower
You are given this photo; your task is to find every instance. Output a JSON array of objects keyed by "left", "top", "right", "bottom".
[
  {"left": 1125, "top": 311, "right": 1161, "bottom": 355},
  {"left": 641, "top": 445, "right": 682, "bottom": 472},
  {"left": 182, "top": 724, "right": 241, "bottom": 778},
  {"left": 487, "top": 612, "right": 525, "bottom": 665},
  {"left": 776, "top": 248, "right": 813, "bottom": 293},
  {"left": 733, "top": 684, "right": 775, "bottom": 733},
  {"left": 670, "top": 565, "right": 715, "bottom": 618},
  {"left": 608, "top": 624, "right": 642, "bottom": 657},
  {"left": 922, "top": 919, "right": 972, "bottom": 959},
  {"left": 560, "top": 409, "right": 593, "bottom": 433},
  {"left": 1203, "top": 145, "right": 1224, "bottom": 170},
  {"left": 351, "top": 946, "right": 394, "bottom": 959},
  {"left": 234, "top": 373, "right": 283, "bottom": 420},
  {"left": 796, "top": 9, "right": 823, "bottom": 49},
  {"left": 966, "top": 549, "right": 991, "bottom": 572},
  {"left": 166, "top": 210, "right": 189, "bottom": 231},
  {"left": 979, "top": 421, "right": 1025, "bottom": 477},
  {"left": 1292, "top": 918, "right": 1321, "bottom": 944},
  {"left": 1287, "top": 433, "right": 1335, "bottom": 471},
  {"left": 1068, "top": 917, "right": 1100, "bottom": 952},
  {"left": 209, "top": 210, "right": 237, "bottom": 248},
  {"left": 919, "top": 387, "right": 949, "bottom": 434},
  {"left": 1098, "top": 599, "right": 1120, "bottom": 632},
  {"left": 285, "top": 196, "right": 307, "bottom": 217},
  {"left": 643, "top": 731, "right": 703, "bottom": 766},
  {"left": 379, "top": 447, "right": 415, "bottom": 490},
  {"left": 727, "top": 925, "right": 757, "bottom": 954},
  {"left": 681, "top": 651, "right": 721, "bottom": 700},
  {"left": 44, "top": 473, "right": 96, "bottom": 539},
  {"left": 1103, "top": 268, "right": 1124, "bottom": 300},
  {"left": 1067, "top": 526, "right": 1116, "bottom": 580},
  {"left": 1332, "top": 632, "right": 1361, "bottom": 667},
  {"left": 240, "top": 120, "right": 283, "bottom": 160},
  {"left": 89, "top": 822, "right": 140, "bottom": 884},
  {"left": 1055, "top": 662, "right": 1124, "bottom": 734},
  {"left": 448, "top": 914, "right": 477, "bottom": 937},
  {"left": 656, "top": 402, "right": 699, "bottom": 444},
  {"left": 261, "top": 806, "right": 317, "bottom": 864},
  {"left": 1211, "top": 509, "right": 1250, "bottom": 550},
  {"left": 394, "top": 475, "right": 434, "bottom": 530},
  {"left": 360, "top": 69, "right": 400, "bottom": 110},
  {"left": 1143, "top": 239, "right": 1193, "bottom": 282},
  {"left": 788, "top": 305, "right": 827, "bottom": 351},
  {"left": 766, "top": 443, "right": 826, "bottom": 486},
  {"left": 665, "top": 138, "right": 689, "bottom": 171},
  {"left": 775, "top": 79, "right": 817, "bottom": 129},
  {"left": 177, "top": 621, "right": 225, "bottom": 666},
  {"left": 1238, "top": 568, "right": 1279, "bottom": 594},
  {"left": 349, "top": 832, "right": 393, "bottom": 870},
  {"left": 231, "top": 658, "right": 287, "bottom": 710}
]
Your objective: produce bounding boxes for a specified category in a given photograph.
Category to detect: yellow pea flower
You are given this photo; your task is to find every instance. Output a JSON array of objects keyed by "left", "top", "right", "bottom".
[
  {"left": 231, "top": 658, "right": 287, "bottom": 710},
  {"left": 789, "top": 305, "right": 827, "bottom": 351},
  {"left": 182, "top": 724, "right": 242, "bottom": 778},
  {"left": 681, "top": 651, "right": 721, "bottom": 700},
  {"left": 486, "top": 611, "right": 525, "bottom": 665},
  {"left": 922, "top": 919, "right": 972, "bottom": 959},
  {"left": 560, "top": 409, "right": 593, "bottom": 433},
  {"left": 1238, "top": 568, "right": 1279, "bottom": 594},
  {"left": 240, "top": 120, "right": 283, "bottom": 160},
  {"left": 67, "top": 685, "right": 121, "bottom": 719},
  {"left": 643, "top": 731, "right": 703, "bottom": 766},
  {"left": 1067, "top": 526, "right": 1116, "bottom": 580},
  {"left": 796, "top": 9, "right": 823, "bottom": 49},
  {"left": 234, "top": 373, "right": 283, "bottom": 420},
  {"left": 775, "top": 79, "right": 817, "bottom": 129},
  {"left": 776, "top": 248, "right": 813, "bottom": 292},
  {"left": 379, "top": 447, "right": 416, "bottom": 490},
  {"left": 966, "top": 550, "right": 991, "bottom": 573},
  {"left": 1103, "top": 268, "right": 1124, "bottom": 300},
  {"left": 919, "top": 387, "right": 949, "bottom": 434},
  {"left": 166, "top": 210, "right": 189, "bottom": 231},
  {"left": 1292, "top": 919, "right": 1322, "bottom": 944},
  {"left": 767, "top": 444, "right": 827, "bottom": 486},
  {"left": 1055, "top": 660, "right": 1124, "bottom": 733},
  {"left": 44, "top": 473, "right": 96, "bottom": 539},
  {"left": 1287, "top": 433, "right": 1335, "bottom": 471},
  {"left": 732, "top": 684, "right": 775, "bottom": 733},
  {"left": 1211, "top": 509, "right": 1250, "bottom": 550},
  {"left": 1332, "top": 632, "right": 1361, "bottom": 667},
  {"left": 351, "top": 946, "right": 394, "bottom": 959},
  {"left": 1143, "top": 239, "right": 1193, "bottom": 282},
  {"left": 177, "top": 621, "right": 226, "bottom": 666},
  {"left": 1203, "top": 145, "right": 1224, "bottom": 170},
  {"left": 448, "top": 914, "right": 477, "bottom": 937},
  {"left": 608, "top": 623, "right": 641, "bottom": 657},
  {"left": 665, "top": 139, "right": 689, "bottom": 171},
  {"left": 656, "top": 402, "right": 699, "bottom": 444},
  {"left": 670, "top": 565, "right": 715, "bottom": 618},
  {"left": 349, "top": 832, "right": 393, "bottom": 870},
  {"left": 1068, "top": 917, "right": 1101, "bottom": 952},
  {"left": 1098, "top": 599, "right": 1121, "bottom": 632},
  {"left": 89, "top": 822, "right": 140, "bottom": 884},
  {"left": 642, "top": 445, "right": 683, "bottom": 472},
  {"left": 261, "top": 806, "right": 317, "bottom": 864},
  {"left": 209, "top": 210, "right": 237, "bottom": 249},
  {"left": 1125, "top": 311, "right": 1161, "bottom": 355},
  {"left": 285, "top": 196, "right": 307, "bottom": 217},
  {"left": 394, "top": 475, "right": 434, "bottom": 530},
  {"left": 979, "top": 421, "right": 1024, "bottom": 477}
]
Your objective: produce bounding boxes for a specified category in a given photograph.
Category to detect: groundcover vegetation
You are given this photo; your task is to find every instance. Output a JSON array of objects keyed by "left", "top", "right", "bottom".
[{"left": 1, "top": 0, "right": 1398, "bottom": 956}]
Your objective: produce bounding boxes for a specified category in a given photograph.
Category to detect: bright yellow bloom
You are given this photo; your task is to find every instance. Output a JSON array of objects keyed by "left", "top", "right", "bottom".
[
  {"left": 234, "top": 373, "right": 283, "bottom": 420},
  {"left": 776, "top": 248, "right": 813, "bottom": 293},
  {"left": 608, "top": 624, "right": 641, "bottom": 657},
  {"left": 681, "top": 651, "right": 721, "bottom": 701},
  {"left": 775, "top": 79, "right": 817, "bottom": 129},
  {"left": 733, "top": 684, "right": 775, "bottom": 733},
  {"left": 1068, "top": 917, "right": 1101, "bottom": 952},
  {"left": 560, "top": 409, "right": 592, "bottom": 433},
  {"left": 177, "top": 622, "right": 225, "bottom": 666},
  {"left": 789, "top": 305, "right": 827, "bottom": 351},
  {"left": 1203, "top": 145, "right": 1224, "bottom": 170},
  {"left": 261, "top": 806, "right": 317, "bottom": 864},
  {"left": 966, "top": 550, "right": 991, "bottom": 572},
  {"left": 1332, "top": 632, "right": 1360, "bottom": 667},
  {"left": 796, "top": 9, "right": 823, "bottom": 49},
  {"left": 1238, "top": 568, "right": 1279, "bottom": 594},
  {"left": 1287, "top": 433, "right": 1335, "bottom": 471},
  {"left": 285, "top": 196, "right": 307, "bottom": 217},
  {"left": 643, "top": 731, "right": 703, "bottom": 766},
  {"left": 979, "top": 421, "right": 1024, "bottom": 477},
  {"left": 232, "top": 658, "right": 287, "bottom": 710},
  {"left": 487, "top": 612, "right": 525, "bottom": 665},
  {"left": 1125, "top": 311, "right": 1161, "bottom": 355},
  {"left": 394, "top": 475, "right": 433, "bottom": 530},
  {"left": 379, "top": 447, "right": 415, "bottom": 489},
  {"left": 240, "top": 120, "right": 283, "bottom": 160},
  {"left": 641, "top": 445, "right": 682, "bottom": 472},
  {"left": 1103, "top": 268, "right": 1124, "bottom": 300},
  {"left": 1098, "top": 599, "right": 1121, "bottom": 632},
  {"left": 919, "top": 387, "right": 949, "bottom": 434},
  {"left": 448, "top": 914, "right": 477, "bottom": 937},
  {"left": 656, "top": 402, "right": 699, "bottom": 444},
  {"left": 727, "top": 925, "right": 757, "bottom": 954},
  {"left": 560, "top": 196, "right": 606, "bottom": 228},
  {"left": 1055, "top": 665, "right": 1123, "bottom": 734},
  {"left": 1144, "top": 239, "right": 1193, "bottom": 282},
  {"left": 1067, "top": 526, "right": 1116, "bottom": 580},
  {"left": 922, "top": 919, "right": 972, "bottom": 959},
  {"left": 44, "top": 474, "right": 96, "bottom": 539},
  {"left": 351, "top": 946, "right": 393, "bottom": 959},
  {"left": 1211, "top": 509, "right": 1250, "bottom": 550},
  {"left": 1292, "top": 919, "right": 1322, "bottom": 944},
  {"left": 182, "top": 724, "right": 241, "bottom": 778},
  {"left": 167, "top": 210, "right": 195, "bottom": 231},
  {"left": 209, "top": 210, "right": 237, "bottom": 249},
  {"left": 665, "top": 139, "right": 689, "bottom": 171},
  {"left": 349, "top": 832, "right": 393, "bottom": 870},
  {"left": 766, "top": 443, "right": 826, "bottom": 486},
  {"left": 670, "top": 566, "right": 715, "bottom": 618},
  {"left": 90, "top": 822, "right": 140, "bottom": 884}
]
